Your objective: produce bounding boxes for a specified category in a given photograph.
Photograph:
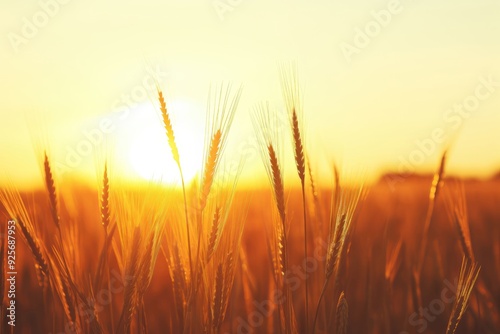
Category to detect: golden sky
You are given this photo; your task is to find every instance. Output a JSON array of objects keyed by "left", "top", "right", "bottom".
[{"left": 1, "top": 1, "right": 500, "bottom": 188}]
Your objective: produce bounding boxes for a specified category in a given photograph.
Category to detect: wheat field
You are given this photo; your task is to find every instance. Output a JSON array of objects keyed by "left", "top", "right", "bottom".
[{"left": 0, "top": 74, "right": 499, "bottom": 334}]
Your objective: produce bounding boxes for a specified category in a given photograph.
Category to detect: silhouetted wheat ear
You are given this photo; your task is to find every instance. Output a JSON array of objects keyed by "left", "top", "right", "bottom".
[
  {"left": 336, "top": 292, "right": 348, "bottom": 334},
  {"left": 17, "top": 218, "right": 49, "bottom": 277},
  {"left": 200, "top": 129, "right": 221, "bottom": 211},
  {"left": 101, "top": 162, "right": 110, "bottom": 230},
  {"left": 292, "top": 108, "right": 305, "bottom": 183},
  {"left": 43, "top": 151, "right": 59, "bottom": 228},
  {"left": 158, "top": 89, "right": 180, "bottom": 166},
  {"left": 268, "top": 144, "right": 286, "bottom": 225},
  {"left": 207, "top": 206, "right": 221, "bottom": 262}
]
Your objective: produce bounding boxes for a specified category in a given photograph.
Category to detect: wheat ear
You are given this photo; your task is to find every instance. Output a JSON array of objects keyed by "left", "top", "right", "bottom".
[
  {"left": 200, "top": 130, "right": 221, "bottom": 211},
  {"left": 158, "top": 89, "right": 180, "bottom": 166},
  {"left": 446, "top": 257, "right": 480, "bottom": 334},
  {"left": 291, "top": 107, "right": 310, "bottom": 329},
  {"left": 211, "top": 263, "right": 224, "bottom": 329},
  {"left": 206, "top": 206, "right": 221, "bottom": 262},
  {"left": 268, "top": 144, "right": 286, "bottom": 226},
  {"left": 43, "top": 151, "right": 60, "bottom": 229},
  {"left": 101, "top": 161, "right": 110, "bottom": 231},
  {"left": 17, "top": 218, "right": 49, "bottom": 277},
  {"left": 335, "top": 292, "right": 348, "bottom": 334}
]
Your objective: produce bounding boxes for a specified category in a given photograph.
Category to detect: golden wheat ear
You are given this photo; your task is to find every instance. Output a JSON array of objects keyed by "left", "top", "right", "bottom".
[
  {"left": 252, "top": 102, "right": 286, "bottom": 226},
  {"left": 158, "top": 88, "right": 181, "bottom": 167},
  {"left": 199, "top": 83, "right": 242, "bottom": 211}
]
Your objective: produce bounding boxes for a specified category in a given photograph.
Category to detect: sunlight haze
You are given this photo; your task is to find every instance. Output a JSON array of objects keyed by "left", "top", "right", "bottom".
[{"left": 1, "top": 0, "right": 499, "bottom": 188}]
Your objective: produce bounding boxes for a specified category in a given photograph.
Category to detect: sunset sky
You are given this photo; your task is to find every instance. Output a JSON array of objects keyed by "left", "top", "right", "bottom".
[{"left": 1, "top": 0, "right": 500, "bottom": 188}]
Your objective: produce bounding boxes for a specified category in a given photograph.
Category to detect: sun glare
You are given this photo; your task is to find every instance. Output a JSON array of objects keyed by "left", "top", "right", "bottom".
[{"left": 123, "top": 100, "right": 203, "bottom": 184}]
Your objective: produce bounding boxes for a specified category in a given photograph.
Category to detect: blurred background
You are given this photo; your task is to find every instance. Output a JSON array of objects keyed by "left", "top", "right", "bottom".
[{"left": 1, "top": 0, "right": 499, "bottom": 188}]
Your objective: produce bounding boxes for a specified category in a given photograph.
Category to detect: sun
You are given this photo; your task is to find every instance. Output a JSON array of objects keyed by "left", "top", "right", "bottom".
[{"left": 124, "top": 100, "right": 203, "bottom": 184}]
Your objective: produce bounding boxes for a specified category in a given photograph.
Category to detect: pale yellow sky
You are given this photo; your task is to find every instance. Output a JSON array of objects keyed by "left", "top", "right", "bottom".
[{"left": 1, "top": 1, "right": 500, "bottom": 188}]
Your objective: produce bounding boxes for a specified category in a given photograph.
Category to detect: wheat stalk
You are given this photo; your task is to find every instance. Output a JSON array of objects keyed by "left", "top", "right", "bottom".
[
  {"left": 418, "top": 150, "right": 447, "bottom": 273},
  {"left": 253, "top": 102, "right": 300, "bottom": 332},
  {"left": 280, "top": 64, "right": 310, "bottom": 329},
  {"left": 93, "top": 161, "right": 114, "bottom": 291},
  {"left": 199, "top": 83, "right": 241, "bottom": 211},
  {"left": 313, "top": 184, "right": 363, "bottom": 334},
  {"left": 157, "top": 88, "right": 194, "bottom": 283},
  {"left": 292, "top": 108, "right": 309, "bottom": 330},
  {"left": 189, "top": 84, "right": 241, "bottom": 329}
]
